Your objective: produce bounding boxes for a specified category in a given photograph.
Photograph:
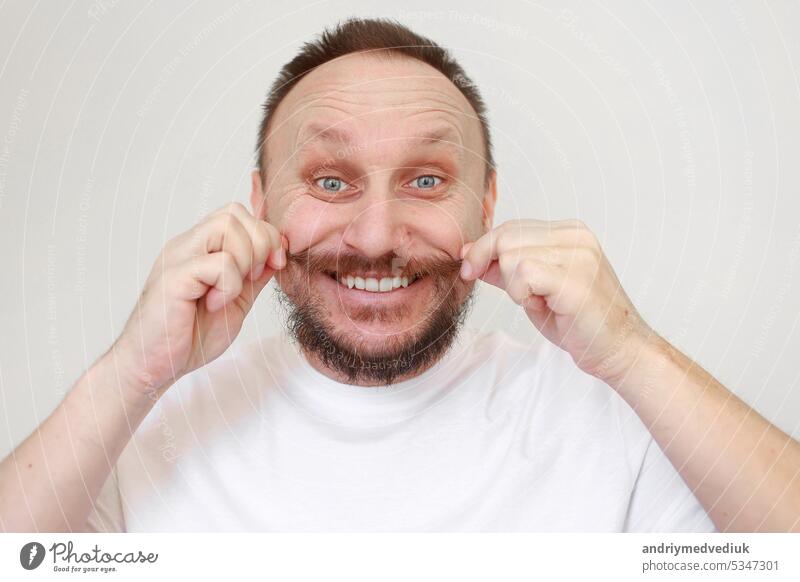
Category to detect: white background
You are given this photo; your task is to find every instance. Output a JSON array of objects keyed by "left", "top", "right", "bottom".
[{"left": 1, "top": 0, "right": 799, "bottom": 456}]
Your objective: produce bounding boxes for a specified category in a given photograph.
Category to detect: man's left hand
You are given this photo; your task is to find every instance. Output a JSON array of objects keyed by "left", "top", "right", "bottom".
[{"left": 460, "top": 219, "right": 655, "bottom": 384}]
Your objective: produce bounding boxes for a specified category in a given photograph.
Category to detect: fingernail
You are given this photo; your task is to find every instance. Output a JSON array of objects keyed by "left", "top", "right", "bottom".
[
  {"left": 460, "top": 260, "right": 472, "bottom": 279},
  {"left": 276, "top": 247, "right": 287, "bottom": 268},
  {"left": 253, "top": 263, "right": 264, "bottom": 280}
]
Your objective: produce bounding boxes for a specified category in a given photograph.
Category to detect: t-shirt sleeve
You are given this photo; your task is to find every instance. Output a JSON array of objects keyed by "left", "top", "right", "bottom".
[
  {"left": 85, "top": 465, "right": 126, "bottom": 533},
  {"left": 623, "top": 436, "right": 717, "bottom": 532}
]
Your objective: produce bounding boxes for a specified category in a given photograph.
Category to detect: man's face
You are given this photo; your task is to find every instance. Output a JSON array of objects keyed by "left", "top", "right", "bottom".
[{"left": 251, "top": 52, "right": 496, "bottom": 385}]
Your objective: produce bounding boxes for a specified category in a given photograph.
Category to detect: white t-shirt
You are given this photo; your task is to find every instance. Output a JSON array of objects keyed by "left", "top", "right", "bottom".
[{"left": 86, "top": 326, "right": 716, "bottom": 532}]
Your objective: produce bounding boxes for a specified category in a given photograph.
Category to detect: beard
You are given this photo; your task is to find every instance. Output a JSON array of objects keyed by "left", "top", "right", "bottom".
[{"left": 273, "top": 248, "right": 476, "bottom": 386}]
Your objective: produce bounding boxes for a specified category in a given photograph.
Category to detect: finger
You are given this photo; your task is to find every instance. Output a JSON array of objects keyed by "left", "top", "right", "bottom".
[
  {"left": 175, "top": 251, "right": 244, "bottom": 312},
  {"left": 477, "top": 247, "right": 562, "bottom": 292},
  {"left": 222, "top": 203, "right": 285, "bottom": 275},
  {"left": 225, "top": 202, "right": 286, "bottom": 268},
  {"left": 162, "top": 203, "right": 282, "bottom": 275},
  {"left": 460, "top": 228, "right": 499, "bottom": 281},
  {"left": 161, "top": 209, "right": 253, "bottom": 273},
  {"left": 522, "top": 294, "right": 548, "bottom": 312},
  {"left": 462, "top": 222, "right": 550, "bottom": 281},
  {"left": 500, "top": 252, "right": 559, "bottom": 306},
  {"left": 264, "top": 223, "right": 286, "bottom": 271},
  {"left": 480, "top": 253, "right": 555, "bottom": 312},
  {"left": 478, "top": 261, "right": 503, "bottom": 289},
  {"left": 205, "top": 213, "right": 257, "bottom": 279},
  {"left": 460, "top": 221, "right": 586, "bottom": 280}
]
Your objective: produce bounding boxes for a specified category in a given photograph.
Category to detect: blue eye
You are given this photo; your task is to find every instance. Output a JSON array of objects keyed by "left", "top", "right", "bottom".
[
  {"left": 410, "top": 175, "right": 442, "bottom": 189},
  {"left": 314, "top": 176, "right": 349, "bottom": 192}
]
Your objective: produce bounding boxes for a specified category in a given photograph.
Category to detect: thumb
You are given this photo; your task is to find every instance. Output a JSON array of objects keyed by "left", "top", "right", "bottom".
[{"left": 477, "top": 260, "right": 504, "bottom": 290}]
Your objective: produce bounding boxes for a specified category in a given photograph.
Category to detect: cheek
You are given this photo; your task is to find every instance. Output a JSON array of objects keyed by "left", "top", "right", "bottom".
[
  {"left": 412, "top": 198, "right": 483, "bottom": 256},
  {"left": 270, "top": 193, "right": 347, "bottom": 253}
]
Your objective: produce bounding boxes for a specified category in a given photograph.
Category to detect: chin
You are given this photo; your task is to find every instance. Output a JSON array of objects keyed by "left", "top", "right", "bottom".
[{"left": 275, "top": 260, "right": 475, "bottom": 385}]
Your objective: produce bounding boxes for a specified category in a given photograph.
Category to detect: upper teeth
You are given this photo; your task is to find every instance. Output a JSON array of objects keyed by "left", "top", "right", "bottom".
[{"left": 337, "top": 274, "right": 416, "bottom": 292}]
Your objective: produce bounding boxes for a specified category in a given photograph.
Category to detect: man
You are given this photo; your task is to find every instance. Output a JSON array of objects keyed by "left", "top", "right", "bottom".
[{"left": 1, "top": 17, "right": 798, "bottom": 532}]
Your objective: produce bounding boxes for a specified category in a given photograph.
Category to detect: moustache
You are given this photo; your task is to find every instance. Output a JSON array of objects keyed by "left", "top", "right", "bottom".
[{"left": 285, "top": 249, "right": 464, "bottom": 280}]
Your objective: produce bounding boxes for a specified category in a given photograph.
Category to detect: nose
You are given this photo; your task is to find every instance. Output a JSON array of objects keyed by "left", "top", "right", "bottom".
[{"left": 341, "top": 193, "right": 409, "bottom": 259}]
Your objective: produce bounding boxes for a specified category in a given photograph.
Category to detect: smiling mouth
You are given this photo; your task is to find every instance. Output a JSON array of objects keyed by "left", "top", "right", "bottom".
[{"left": 327, "top": 272, "right": 420, "bottom": 293}]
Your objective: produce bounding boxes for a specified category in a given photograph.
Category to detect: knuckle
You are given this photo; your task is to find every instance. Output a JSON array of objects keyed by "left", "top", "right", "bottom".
[
  {"left": 221, "top": 255, "right": 252, "bottom": 281},
  {"left": 576, "top": 245, "right": 601, "bottom": 264},
  {"left": 582, "top": 230, "right": 600, "bottom": 249},
  {"left": 222, "top": 219, "right": 249, "bottom": 247},
  {"left": 209, "top": 203, "right": 231, "bottom": 218},
  {"left": 163, "top": 235, "right": 179, "bottom": 250},
  {"left": 224, "top": 201, "right": 246, "bottom": 215},
  {"left": 218, "top": 250, "right": 238, "bottom": 271},
  {"left": 156, "top": 243, "right": 173, "bottom": 263},
  {"left": 254, "top": 223, "right": 273, "bottom": 252},
  {"left": 161, "top": 234, "right": 185, "bottom": 256},
  {"left": 208, "top": 212, "right": 232, "bottom": 232},
  {"left": 262, "top": 221, "right": 280, "bottom": 243},
  {"left": 181, "top": 270, "right": 205, "bottom": 297},
  {"left": 572, "top": 220, "right": 598, "bottom": 244}
]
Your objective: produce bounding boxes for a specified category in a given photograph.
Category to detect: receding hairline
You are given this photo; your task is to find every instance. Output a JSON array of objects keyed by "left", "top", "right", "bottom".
[
  {"left": 260, "top": 49, "right": 481, "bottom": 171},
  {"left": 255, "top": 17, "right": 495, "bottom": 186}
]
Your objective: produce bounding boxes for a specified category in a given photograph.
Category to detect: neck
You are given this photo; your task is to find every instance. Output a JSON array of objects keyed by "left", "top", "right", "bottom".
[{"left": 299, "top": 345, "right": 445, "bottom": 387}]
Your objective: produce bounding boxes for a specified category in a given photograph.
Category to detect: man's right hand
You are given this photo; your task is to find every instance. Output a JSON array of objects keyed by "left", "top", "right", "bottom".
[
  {"left": 1, "top": 201, "right": 285, "bottom": 532},
  {"left": 113, "top": 202, "right": 285, "bottom": 395}
]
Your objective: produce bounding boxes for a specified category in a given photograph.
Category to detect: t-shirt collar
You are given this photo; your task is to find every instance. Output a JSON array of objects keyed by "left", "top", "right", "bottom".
[{"left": 274, "top": 326, "right": 475, "bottom": 426}]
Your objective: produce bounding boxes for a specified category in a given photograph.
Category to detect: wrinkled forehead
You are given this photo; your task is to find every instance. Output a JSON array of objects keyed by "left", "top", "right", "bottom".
[{"left": 266, "top": 52, "right": 484, "bottom": 163}]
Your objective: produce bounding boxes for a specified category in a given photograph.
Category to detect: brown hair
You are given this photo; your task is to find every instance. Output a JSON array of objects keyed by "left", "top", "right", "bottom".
[{"left": 255, "top": 16, "right": 495, "bottom": 186}]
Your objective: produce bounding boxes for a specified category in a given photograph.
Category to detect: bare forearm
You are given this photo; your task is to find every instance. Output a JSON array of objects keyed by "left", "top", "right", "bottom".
[
  {"left": 610, "top": 333, "right": 800, "bottom": 532},
  {"left": 0, "top": 348, "right": 161, "bottom": 532}
]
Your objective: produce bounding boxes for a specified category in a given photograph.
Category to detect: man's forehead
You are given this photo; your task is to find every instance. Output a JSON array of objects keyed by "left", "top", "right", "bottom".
[
  {"left": 270, "top": 52, "right": 480, "bottom": 154},
  {"left": 294, "top": 117, "right": 465, "bottom": 154}
]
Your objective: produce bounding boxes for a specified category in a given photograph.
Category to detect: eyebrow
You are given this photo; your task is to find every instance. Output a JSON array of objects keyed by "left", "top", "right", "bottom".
[{"left": 295, "top": 122, "right": 465, "bottom": 160}]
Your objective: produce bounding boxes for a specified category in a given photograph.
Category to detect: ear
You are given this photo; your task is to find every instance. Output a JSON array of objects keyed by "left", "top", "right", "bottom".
[
  {"left": 250, "top": 169, "right": 267, "bottom": 220},
  {"left": 481, "top": 169, "right": 498, "bottom": 231}
]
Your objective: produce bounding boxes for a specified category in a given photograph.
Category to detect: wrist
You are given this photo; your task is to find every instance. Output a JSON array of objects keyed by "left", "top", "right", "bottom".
[
  {"left": 595, "top": 325, "right": 666, "bottom": 387},
  {"left": 603, "top": 329, "right": 677, "bottom": 400},
  {"left": 93, "top": 344, "right": 172, "bottom": 406}
]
